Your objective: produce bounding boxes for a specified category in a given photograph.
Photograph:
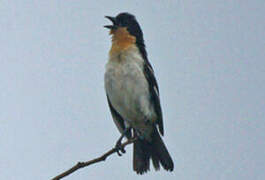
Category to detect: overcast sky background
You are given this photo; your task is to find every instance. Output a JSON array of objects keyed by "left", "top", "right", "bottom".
[{"left": 0, "top": 0, "right": 264, "bottom": 180}]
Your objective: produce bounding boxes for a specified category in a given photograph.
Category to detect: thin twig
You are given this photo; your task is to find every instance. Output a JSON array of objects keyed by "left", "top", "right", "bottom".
[{"left": 51, "top": 137, "right": 137, "bottom": 180}]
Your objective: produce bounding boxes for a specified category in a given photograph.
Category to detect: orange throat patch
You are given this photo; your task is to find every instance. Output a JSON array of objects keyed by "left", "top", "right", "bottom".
[{"left": 109, "top": 27, "right": 136, "bottom": 55}]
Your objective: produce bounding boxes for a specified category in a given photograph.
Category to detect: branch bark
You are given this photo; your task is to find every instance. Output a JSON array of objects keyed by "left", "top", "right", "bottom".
[{"left": 51, "top": 137, "right": 137, "bottom": 180}]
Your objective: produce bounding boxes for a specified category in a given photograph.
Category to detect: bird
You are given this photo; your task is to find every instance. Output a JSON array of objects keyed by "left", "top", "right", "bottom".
[{"left": 104, "top": 12, "right": 174, "bottom": 174}]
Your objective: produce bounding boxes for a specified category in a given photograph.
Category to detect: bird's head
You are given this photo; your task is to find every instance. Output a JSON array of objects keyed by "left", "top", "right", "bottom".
[{"left": 104, "top": 12, "right": 145, "bottom": 53}]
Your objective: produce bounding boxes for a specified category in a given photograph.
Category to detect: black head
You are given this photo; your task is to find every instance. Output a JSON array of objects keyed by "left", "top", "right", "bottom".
[{"left": 104, "top": 12, "right": 147, "bottom": 59}]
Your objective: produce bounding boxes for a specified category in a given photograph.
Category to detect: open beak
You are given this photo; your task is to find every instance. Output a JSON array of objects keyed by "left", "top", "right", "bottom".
[{"left": 104, "top": 16, "right": 117, "bottom": 29}]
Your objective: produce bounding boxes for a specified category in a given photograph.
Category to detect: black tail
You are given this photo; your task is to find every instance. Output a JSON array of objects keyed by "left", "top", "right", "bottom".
[{"left": 133, "top": 128, "right": 174, "bottom": 174}]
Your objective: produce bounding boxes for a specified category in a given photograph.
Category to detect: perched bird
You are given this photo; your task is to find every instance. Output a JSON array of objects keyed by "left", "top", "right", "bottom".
[{"left": 104, "top": 12, "right": 174, "bottom": 174}]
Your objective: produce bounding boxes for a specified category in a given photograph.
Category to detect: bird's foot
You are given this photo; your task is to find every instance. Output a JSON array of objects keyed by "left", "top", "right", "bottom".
[{"left": 115, "top": 139, "right": 126, "bottom": 156}]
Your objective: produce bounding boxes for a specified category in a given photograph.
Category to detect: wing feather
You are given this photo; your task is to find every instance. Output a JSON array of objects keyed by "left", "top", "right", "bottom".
[
  {"left": 143, "top": 61, "right": 164, "bottom": 135},
  {"left": 106, "top": 95, "right": 132, "bottom": 138}
]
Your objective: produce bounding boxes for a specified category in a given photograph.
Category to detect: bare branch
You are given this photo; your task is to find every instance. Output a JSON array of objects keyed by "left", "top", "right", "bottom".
[{"left": 51, "top": 137, "right": 137, "bottom": 180}]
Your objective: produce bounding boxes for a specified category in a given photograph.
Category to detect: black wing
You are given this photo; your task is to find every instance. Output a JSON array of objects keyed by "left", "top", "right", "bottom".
[
  {"left": 106, "top": 95, "right": 132, "bottom": 138},
  {"left": 143, "top": 61, "right": 164, "bottom": 135}
]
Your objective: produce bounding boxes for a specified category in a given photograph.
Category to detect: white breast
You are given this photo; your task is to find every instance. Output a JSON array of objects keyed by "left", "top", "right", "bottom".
[{"left": 104, "top": 46, "right": 155, "bottom": 126}]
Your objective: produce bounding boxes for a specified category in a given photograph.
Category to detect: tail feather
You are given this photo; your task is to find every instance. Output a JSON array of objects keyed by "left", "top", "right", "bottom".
[
  {"left": 133, "top": 139, "right": 150, "bottom": 174},
  {"left": 151, "top": 152, "right": 160, "bottom": 171},
  {"left": 133, "top": 128, "right": 174, "bottom": 174},
  {"left": 151, "top": 129, "right": 174, "bottom": 171}
]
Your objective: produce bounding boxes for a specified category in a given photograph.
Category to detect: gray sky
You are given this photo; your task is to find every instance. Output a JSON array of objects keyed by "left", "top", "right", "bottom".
[{"left": 0, "top": 0, "right": 264, "bottom": 180}]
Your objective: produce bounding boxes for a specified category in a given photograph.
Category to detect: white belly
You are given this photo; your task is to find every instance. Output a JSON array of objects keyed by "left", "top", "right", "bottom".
[{"left": 104, "top": 52, "right": 155, "bottom": 129}]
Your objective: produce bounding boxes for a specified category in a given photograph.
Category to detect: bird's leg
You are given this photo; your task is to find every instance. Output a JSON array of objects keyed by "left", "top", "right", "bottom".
[{"left": 115, "top": 127, "right": 131, "bottom": 156}]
